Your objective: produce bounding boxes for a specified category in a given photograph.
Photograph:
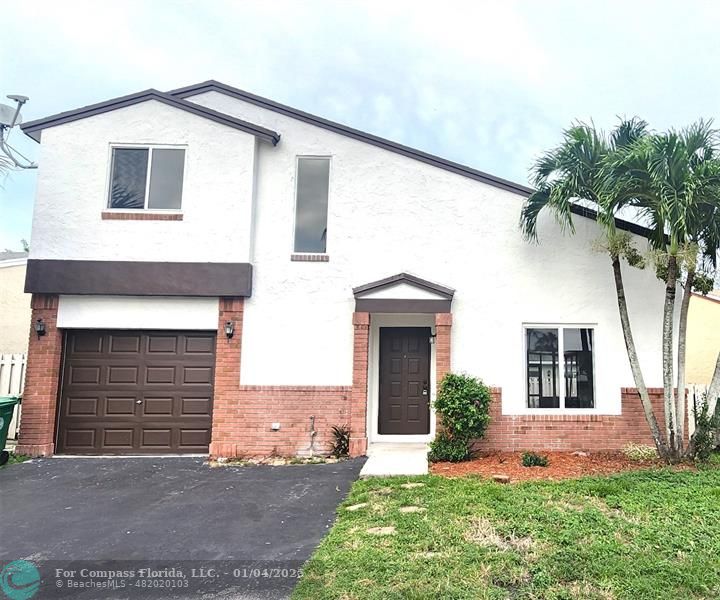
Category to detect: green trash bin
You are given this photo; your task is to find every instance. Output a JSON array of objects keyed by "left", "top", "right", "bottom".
[{"left": 0, "top": 396, "right": 21, "bottom": 466}]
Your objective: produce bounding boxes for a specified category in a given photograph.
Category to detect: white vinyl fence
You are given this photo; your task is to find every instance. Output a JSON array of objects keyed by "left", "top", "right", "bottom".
[{"left": 0, "top": 353, "right": 26, "bottom": 440}]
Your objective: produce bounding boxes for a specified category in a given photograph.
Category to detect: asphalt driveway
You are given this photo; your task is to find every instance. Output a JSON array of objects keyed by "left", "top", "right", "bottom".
[{"left": 0, "top": 457, "right": 364, "bottom": 599}]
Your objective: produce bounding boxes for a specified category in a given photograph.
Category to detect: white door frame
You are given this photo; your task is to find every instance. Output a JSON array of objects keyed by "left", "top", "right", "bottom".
[{"left": 366, "top": 313, "right": 436, "bottom": 444}]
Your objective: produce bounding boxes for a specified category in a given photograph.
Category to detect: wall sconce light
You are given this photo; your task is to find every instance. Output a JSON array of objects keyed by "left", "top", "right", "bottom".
[
  {"left": 429, "top": 333, "right": 437, "bottom": 345},
  {"left": 34, "top": 318, "right": 46, "bottom": 339},
  {"left": 224, "top": 320, "right": 235, "bottom": 339}
]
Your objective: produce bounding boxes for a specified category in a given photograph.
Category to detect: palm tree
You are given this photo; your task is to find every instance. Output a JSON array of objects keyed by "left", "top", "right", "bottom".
[
  {"left": 520, "top": 119, "right": 670, "bottom": 459},
  {"left": 610, "top": 121, "right": 720, "bottom": 458}
]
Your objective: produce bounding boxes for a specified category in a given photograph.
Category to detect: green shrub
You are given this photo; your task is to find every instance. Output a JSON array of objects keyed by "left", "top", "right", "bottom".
[
  {"left": 428, "top": 431, "right": 472, "bottom": 462},
  {"left": 429, "top": 373, "right": 492, "bottom": 462},
  {"left": 521, "top": 451, "right": 548, "bottom": 467},
  {"left": 692, "top": 398, "right": 719, "bottom": 462},
  {"left": 622, "top": 442, "right": 658, "bottom": 461},
  {"left": 330, "top": 425, "right": 350, "bottom": 458}
]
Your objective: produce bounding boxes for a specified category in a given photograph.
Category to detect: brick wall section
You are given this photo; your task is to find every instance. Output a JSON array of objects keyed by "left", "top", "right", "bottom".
[
  {"left": 474, "top": 387, "right": 686, "bottom": 452},
  {"left": 208, "top": 297, "right": 245, "bottom": 458},
  {"left": 348, "top": 312, "right": 370, "bottom": 456},
  {"left": 209, "top": 298, "right": 356, "bottom": 458},
  {"left": 16, "top": 294, "right": 63, "bottom": 457}
]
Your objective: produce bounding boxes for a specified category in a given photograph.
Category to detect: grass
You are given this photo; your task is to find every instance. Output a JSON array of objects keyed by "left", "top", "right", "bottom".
[
  {"left": 293, "top": 468, "right": 720, "bottom": 599},
  {"left": 0, "top": 452, "right": 30, "bottom": 468}
]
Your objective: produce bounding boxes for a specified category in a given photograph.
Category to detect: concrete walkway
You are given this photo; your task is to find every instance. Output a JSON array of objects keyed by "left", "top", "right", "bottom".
[{"left": 359, "top": 443, "right": 428, "bottom": 477}]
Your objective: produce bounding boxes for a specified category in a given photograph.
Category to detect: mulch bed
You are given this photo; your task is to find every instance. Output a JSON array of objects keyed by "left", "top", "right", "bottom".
[{"left": 430, "top": 451, "right": 694, "bottom": 482}]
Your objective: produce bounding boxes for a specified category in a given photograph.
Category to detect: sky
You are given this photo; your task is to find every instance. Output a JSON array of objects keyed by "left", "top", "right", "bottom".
[{"left": 2, "top": 0, "right": 720, "bottom": 250}]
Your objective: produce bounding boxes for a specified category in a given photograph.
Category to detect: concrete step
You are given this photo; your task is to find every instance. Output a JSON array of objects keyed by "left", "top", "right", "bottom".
[{"left": 360, "top": 443, "right": 429, "bottom": 477}]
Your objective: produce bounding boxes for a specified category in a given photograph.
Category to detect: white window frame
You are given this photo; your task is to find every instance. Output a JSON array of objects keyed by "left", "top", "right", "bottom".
[
  {"left": 523, "top": 323, "right": 597, "bottom": 411},
  {"left": 291, "top": 155, "right": 332, "bottom": 255},
  {"left": 105, "top": 144, "right": 187, "bottom": 212}
]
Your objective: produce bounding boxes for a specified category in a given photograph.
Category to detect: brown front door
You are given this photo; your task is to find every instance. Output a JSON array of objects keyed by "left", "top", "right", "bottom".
[
  {"left": 378, "top": 327, "right": 431, "bottom": 435},
  {"left": 57, "top": 330, "right": 215, "bottom": 454}
]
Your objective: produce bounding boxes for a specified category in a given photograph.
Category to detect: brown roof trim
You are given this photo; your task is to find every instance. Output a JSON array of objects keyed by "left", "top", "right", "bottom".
[
  {"left": 25, "top": 259, "right": 253, "bottom": 297},
  {"left": 568, "top": 204, "right": 656, "bottom": 240},
  {"left": 355, "top": 298, "right": 451, "bottom": 313},
  {"left": 21, "top": 89, "right": 280, "bottom": 145},
  {"left": 353, "top": 272, "right": 455, "bottom": 300},
  {"left": 168, "top": 80, "right": 533, "bottom": 197}
]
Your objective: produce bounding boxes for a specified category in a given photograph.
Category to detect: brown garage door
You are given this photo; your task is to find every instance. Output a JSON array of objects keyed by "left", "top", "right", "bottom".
[{"left": 57, "top": 330, "right": 216, "bottom": 454}]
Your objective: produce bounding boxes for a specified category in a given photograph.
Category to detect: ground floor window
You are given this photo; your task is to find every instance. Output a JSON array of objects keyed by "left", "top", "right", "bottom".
[{"left": 526, "top": 326, "right": 594, "bottom": 409}]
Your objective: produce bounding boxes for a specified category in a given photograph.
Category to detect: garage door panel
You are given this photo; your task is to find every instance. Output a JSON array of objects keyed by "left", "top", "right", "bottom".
[
  {"left": 108, "top": 366, "right": 139, "bottom": 384},
  {"left": 182, "top": 397, "right": 212, "bottom": 415},
  {"left": 69, "top": 366, "right": 102, "bottom": 385},
  {"left": 105, "top": 397, "right": 137, "bottom": 416},
  {"left": 141, "top": 429, "right": 172, "bottom": 447},
  {"left": 109, "top": 335, "right": 141, "bottom": 353},
  {"left": 103, "top": 429, "right": 135, "bottom": 448},
  {"left": 71, "top": 332, "right": 104, "bottom": 354},
  {"left": 66, "top": 397, "right": 98, "bottom": 416},
  {"left": 183, "top": 367, "right": 213, "bottom": 384},
  {"left": 185, "top": 336, "right": 214, "bottom": 354},
  {"left": 63, "top": 428, "right": 97, "bottom": 449},
  {"left": 179, "top": 429, "right": 211, "bottom": 447},
  {"left": 147, "top": 336, "right": 178, "bottom": 354},
  {"left": 146, "top": 366, "right": 176, "bottom": 384},
  {"left": 143, "top": 397, "right": 174, "bottom": 415},
  {"left": 58, "top": 330, "right": 215, "bottom": 454}
]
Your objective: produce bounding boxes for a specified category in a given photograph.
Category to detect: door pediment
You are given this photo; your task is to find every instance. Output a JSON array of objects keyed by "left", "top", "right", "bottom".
[{"left": 353, "top": 273, "right": 454, "bottom": 313}]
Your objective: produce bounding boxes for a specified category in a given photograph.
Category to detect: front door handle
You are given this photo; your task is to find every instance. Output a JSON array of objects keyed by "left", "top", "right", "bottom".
[{"left": 422, "top": 382, "right": 428, "bottom": 396}]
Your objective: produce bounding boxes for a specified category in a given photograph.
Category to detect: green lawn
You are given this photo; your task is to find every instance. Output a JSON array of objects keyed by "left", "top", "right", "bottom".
[{"left": 293, "top": 469, "right": 720, "bottom": 599}]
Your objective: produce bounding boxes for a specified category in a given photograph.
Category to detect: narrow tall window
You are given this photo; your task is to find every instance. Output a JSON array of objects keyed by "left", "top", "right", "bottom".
[
  {"left": 526, "top": 326, "right": 595, "bottom": 409},
  {"left": 294, "top": 157, "right": 330, "bottom": 253},
  {"left": 109, "top": 147, "right": 185, "bottom": 210}
]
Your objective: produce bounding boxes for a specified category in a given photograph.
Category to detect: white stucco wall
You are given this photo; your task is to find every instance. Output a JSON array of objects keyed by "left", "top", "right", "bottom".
[
  {"left": 29, "top": 100, "right": 257, "bottom": 263},
  {"left": 188, "top": 90, "right": 670, "bottom": 415},
  {"left": 29, "top": 89, "right": 672, "bottom": 418},
  {"left": 57, "top": 296, "right": 219, "bottom": 330}
]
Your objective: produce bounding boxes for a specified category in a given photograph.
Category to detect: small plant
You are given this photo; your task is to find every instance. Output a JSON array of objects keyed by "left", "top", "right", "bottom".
[
  {"left": 621, "top": 442, "right": 658, "bottom": 461},
  {"left": 429, "top": 373, "right": 492, "bottom": 462},
  {"left": 691, "top": 397, "right": 719, "bottom": 462},
  {"left": 330, "top": 424, "right": 350, "bottom": 458},
  {"left": 521, "top": 451, "right": 548, "bottom": 467},
  {"left": 428, "top": 431, "right": 473, "bottom": 462}
]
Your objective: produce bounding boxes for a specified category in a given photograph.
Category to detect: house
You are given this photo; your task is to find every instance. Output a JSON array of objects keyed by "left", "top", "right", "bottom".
[
  {"left": 0, "top": 251, "right": 30, "bottom": 354},
  {"left": 15, "top": 81, "right": 674, "bottom": 458},
  {"left": 687, "top": 291, "right": 720, "bottom": 386},
  {"left": 0, "top": 250, "right": 30, "bottom": 440}
]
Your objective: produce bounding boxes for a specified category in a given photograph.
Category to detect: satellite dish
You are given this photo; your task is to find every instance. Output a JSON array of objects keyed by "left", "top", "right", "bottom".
[{"left": 0, "top": 103, "right": 19, "bottom": 126}]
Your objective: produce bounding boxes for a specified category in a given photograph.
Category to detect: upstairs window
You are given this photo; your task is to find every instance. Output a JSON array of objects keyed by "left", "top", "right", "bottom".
[
  {"left": 526, "top": 326, "right": 595, "bottom": 409},
  {"left": 294, "top": 157, "right": 330, "bottom": 253},
  {"left": 108, "top": 147, "right": 185, "bottom": 210}
]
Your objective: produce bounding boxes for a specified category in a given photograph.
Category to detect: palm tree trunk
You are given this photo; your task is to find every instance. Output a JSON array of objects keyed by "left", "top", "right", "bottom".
[
  {"left": 662, "top": 255, "right": 679, "bottom": 460},
  {"left": 612, "top": 256, "right": 668, "bottom": 458},
  {"left": 676, "top": 268, "right": 694, "bottom": 456}
]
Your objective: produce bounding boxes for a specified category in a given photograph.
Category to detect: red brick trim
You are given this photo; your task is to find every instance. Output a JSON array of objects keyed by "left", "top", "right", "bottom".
[
  {"left": 290, "top": 254, "right": 329, "bottom": 262},
  {"left": 474, "top": 387, "right": 687, "bottom": 452},
  {"left": 349, "top": 312, "right": 370, "bottom": 456},
  {"left": 101, "top": 211, "right": 183, "bottom": 221},
  {"left": 15, "top": 294, "right": 63, "bottom": 457}
]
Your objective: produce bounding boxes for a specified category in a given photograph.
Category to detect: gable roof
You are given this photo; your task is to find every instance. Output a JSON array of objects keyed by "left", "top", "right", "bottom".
[
  {"left": 169, "top": 80, "right": 532, "bottom": 196},
  {"left": 21, "top": 89, "right": 281, "bottom": 145},
  {"left": 170, "top": 80, "right": 656, "bottom": 240},
  {"left": 353, "top": 272, "right": 455, "bottom": 299}
]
